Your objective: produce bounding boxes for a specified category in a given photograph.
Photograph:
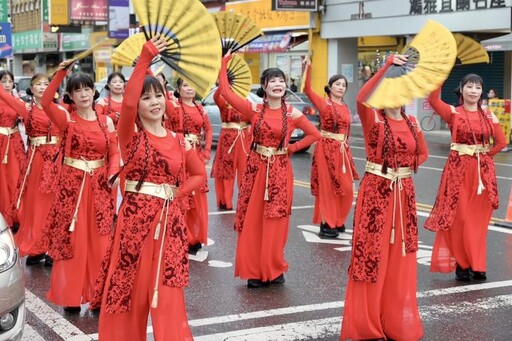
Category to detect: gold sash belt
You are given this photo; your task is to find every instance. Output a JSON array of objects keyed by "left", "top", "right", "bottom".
[
  {"left": 0, "top": 126, "right": 18, "bottom": 136},
  {"left": 450, "top": 143, "right": 490, "bottom": 156},
  {"left": 63, "top": 157, "right": 105, "bottom": 173},
  {"left": 254, "top": 144, "right": 287, "bottom": 201},
  {"left": 222, "top": 122, "right": 249, "bottom": 130},
  {"left": 185, "top": 133, "right": 201, "bottom": 146},
  {"left": 320, "top": 129, "right": 346, "bottom": 142},
  {"left": 29, "top": 135, "right": 59, "bottom": 147}
]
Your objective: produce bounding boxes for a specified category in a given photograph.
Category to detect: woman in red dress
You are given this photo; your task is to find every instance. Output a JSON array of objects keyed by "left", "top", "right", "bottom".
[
  {"left": 93, "top": 37, "right": 204, "bottom": 341},
  {"left": 96, "top": 72, "right": 126, "bottom": 126},
  {"left": 40, "top": 63, "right": 119, "bottom": 310},
  {"left": 0, "top": 70, "right": 26, "bottom": 228},
  {"left": 219, "top": 52, "right": 320, "bottom": 288},
  {"left": 426, "top": 74, "right": 506, "bottom": 281},
  {"left": 304, "top": 59, "right": 359, "bottom": 238},
  {"left": 0, "top": 74, "right": 60, "bottom": 266},
  {"left": 340, "top": 54, "right": 428, "bottom": 340},
  {"left": 165, "top": 78, "right": 212, "bottom": 253},
  {"left": 210, "top": 87, "right": 252, "bottom": 210}
]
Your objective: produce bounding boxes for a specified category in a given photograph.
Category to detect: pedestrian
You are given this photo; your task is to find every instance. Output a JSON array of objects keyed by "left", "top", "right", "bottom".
[
  {"left": 210, "top": 86, "right": 252, "bottom": 210},
  {"left": 340, "top": 54, "right": 428, "bottom": 340},
  {"left": 425, "top": 74, "right": 507, "bottom": 281},
  {"left": 290, "top": 78, "right": 298, "bottom": 92},
  {"left": 303, "top": 58, "right": 359, "bottom": 238},
  {"left": 218, "top": 51, "right": 321, "bottom": 288},
  {"left": 92, "top": 36, "right": 204, "bottom": 341},
  {"left": 487, "top": 88, "right": 498, "bottom": 100},
  {"left": 0, "top": 73, "right": 60, "bottom": 266},
  {"left": 164, "top": 77, "right": 212, "bottom": 254},
  {"left": 0, "top": 70, "right": 26, "bottom": 229},
  {"left": 39, "top": 60, "right": 120, "bottom": 311},
  {"left": 96, "top": 72, "right": 126, "bottom": 126}
]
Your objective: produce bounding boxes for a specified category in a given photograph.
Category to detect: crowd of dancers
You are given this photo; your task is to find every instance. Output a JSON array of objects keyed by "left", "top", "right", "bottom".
[{"left": 0, "top": 36, "right": 506, "bottom": 340}]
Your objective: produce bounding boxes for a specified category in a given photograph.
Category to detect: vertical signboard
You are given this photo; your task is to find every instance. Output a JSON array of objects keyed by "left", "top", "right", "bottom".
[
  {"left": 49, "top": 0, "right": 70, "bottom": 25},
  {"left": 0, "top": 22, "right": 12, "bottom": 58},
  {"left": 108, "top": 0, "right": 129, "bottom": 39},
  {"left": 0, "top": 0, "right": 7, "bottom": 22},
  {"left": 489, "top": 99, "right": 511, "bottom": 144}
]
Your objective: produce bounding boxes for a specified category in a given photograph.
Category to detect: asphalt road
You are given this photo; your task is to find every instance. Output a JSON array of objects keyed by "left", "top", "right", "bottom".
[{"left": 21, "top": 131, "right": 512, "bottom": 340}]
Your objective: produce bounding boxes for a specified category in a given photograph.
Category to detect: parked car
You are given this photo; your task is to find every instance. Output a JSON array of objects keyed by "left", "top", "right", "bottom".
[
  {"left": 95, "top": 78, "right": 175, "bottom": 99},
  {"left": 14, "top": 76, "right": 31, "bottom": 102},
  {"left": 0, "top": 214, "right": 25, "bottom": 341},
  {"left": 202, "top": 86, "right": 319, "bottom": 152}
]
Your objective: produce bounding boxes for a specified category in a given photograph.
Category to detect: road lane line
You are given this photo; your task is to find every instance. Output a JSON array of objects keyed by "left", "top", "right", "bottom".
[
  {"left": 25, "top": 290, "right": 92, "bottom": 341},
  {"left": 22, "top": 324, "right": 47, "bottom": 341},
  {"left": 192, "top": 293, "right": 512, "bottom": 340}
]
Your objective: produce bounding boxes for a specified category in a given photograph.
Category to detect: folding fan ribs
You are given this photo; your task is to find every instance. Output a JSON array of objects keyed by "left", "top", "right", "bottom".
[
  {"left": 226, "top": 54, "right": 252, "bottom": 98},
  {"left": 365, "top": 20, "right": 457, "bottom": 109},
  {"left": 132, "top": 0, "right": 222, "bottom": 97},
  {"left": 453, "top": 33, "right": 490, "bottom": 65},
  {"left": 112, "top": 33, "right": 160, "bottom": 67},
  {"left": 212, "top": 11, "right": 263, "bottom": 55}
]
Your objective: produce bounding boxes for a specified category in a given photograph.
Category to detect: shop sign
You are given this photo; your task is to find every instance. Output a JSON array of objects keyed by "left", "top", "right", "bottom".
[
  {"left": 272, "top": 0, "right": 318, "bottom": 11},
  {"left": 43, "top": 32, "right": 58, "bottom": 50},
  {"left": 108, "top": 0, "right": 129, "bottom": 39},
  {"left": 61, "top": 28, "right": 93, "bottom": 51},
  {"left": 70, "top": 0, "right": 108, "bottom": 21},
  {"left": 13, "top": 30, "right": 42, "bottom": 52},
  {"left": 0, "top": 22, "right": 12, "bottom": 58},
  {"left": 489, "top": 99, "right": 511, "bottom": 144},
  {"left": 409, "top": 0, "right": 506, "bottom": 15},
  {"left": 226, "top": 0, "right": 310, "bottom": 31},
  {"left": 0, "top": 0, "right": 8, "bottom": 22},
  {"left": 49, "top": 0, "right": 70, "bottom": 25},
  {"left": 93, "top": 47, "right": 113, "bottom": 63}
]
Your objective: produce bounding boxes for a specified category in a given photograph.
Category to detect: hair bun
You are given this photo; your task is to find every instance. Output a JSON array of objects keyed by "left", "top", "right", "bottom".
[
  {"left": 63, "top": 94, "right": 73, "bottom": 104},
  {"left": 173, "top": 90, "right": 180, "bottom": 98},
  {"left": 104, "top": 84, "right": 110, "bottom": 91},
  {"left": 93, "top": 90, "right": 100, "bottom": 101},
  {"left": 324, "top": 85, "right": 330, "bottom": 94},
  {"left": 26, "top": 88, "right": 33, "bottom": 96},
  {"left": 256, "top": 87, "right": 265, "bottom": 98}
]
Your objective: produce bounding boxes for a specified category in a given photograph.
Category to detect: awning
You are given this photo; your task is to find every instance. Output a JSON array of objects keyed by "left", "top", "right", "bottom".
[
  {"left": 242, "top": 31, "right": 308, "bottom": 53},
  {"left": 481, "top": 33, "right": 512, "bottom": 52}
]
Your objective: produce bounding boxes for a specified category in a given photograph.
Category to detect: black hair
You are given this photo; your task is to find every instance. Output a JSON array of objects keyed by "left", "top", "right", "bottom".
[
  {"left": 459, "top": 73, "right": 484, "bottom": 96},
  {"left": 142, "top": 75, "right": 165, "bottom": 96},
  {"left": 156, "top": 72, "right": 168, "bottom": 86},
  {"left": 63, "top": 72, "right": 99, "bottom": 104},
  {"left": 0, "top": 70, "right": 15, "bottom": 88},
  {"left": 173, "top": 77, "right": 184, "bottom": 98},
  {"left": 324, "top": 74, "right": 348, "bottom": 95},
  {"left": 256, "top": 68, "right": 287, "bottom": 98},
  {"left": 104, "top": 72, "right": 126, "bottom": 91},
  {"left": 25, "top": 73, "right": 49, "bottom": 97}
]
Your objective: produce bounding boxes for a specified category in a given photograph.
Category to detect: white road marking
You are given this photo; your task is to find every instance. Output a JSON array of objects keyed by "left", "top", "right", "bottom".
[
  {"left": 208, "top": 260, "right": 232, "bottom": 268},
  {"left": 22, "top": 324, "right": 47, "bottom": 341},
  {"left": 24, "top": 291, "right": 92, "bottom": 340}
]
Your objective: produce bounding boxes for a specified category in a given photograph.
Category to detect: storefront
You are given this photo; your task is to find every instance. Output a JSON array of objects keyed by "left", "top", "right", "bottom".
[
  {"left": 12, "top": 29, "right": 59, "bottom": 75},
  {"left": 225, "top": 0, "right": 328, "bottom": 94},
  {"left": 321, "top": 0, "right": 512, "bottom": 121}
]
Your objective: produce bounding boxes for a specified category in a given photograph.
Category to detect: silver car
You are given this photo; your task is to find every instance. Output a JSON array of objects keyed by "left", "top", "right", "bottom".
[{"left": 0, "top": 215, "right": 25, "bottom": 341}]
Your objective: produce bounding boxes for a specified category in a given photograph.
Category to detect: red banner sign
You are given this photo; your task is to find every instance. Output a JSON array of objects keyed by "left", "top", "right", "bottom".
[{"left": 70, "top": 0, "right": 108, "bottom": 21}]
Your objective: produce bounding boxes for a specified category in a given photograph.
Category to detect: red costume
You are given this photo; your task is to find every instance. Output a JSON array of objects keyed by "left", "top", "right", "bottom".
[
  {"left": 210, "top": 87, "right": 252, "bottom": 209},
  {"left": 304, "top": 65, "right": 359, "bottom": 229},
  {"left": 219, "top": 56, "right": 320, "bottom": 283},
  {"left": 40, "top": 70, "right": 119, "bottom": 307},
  {"left": 0, "top": 95, "right": 26, "bottom": 226},
  {"left": 0, "top": 87, "right": 60, "bottom": 256},
  {"left": 93, "top": 41, "right": 204, "bottom": 341},
  {"left": 96, "top": 96, "right": 123, "bottom": 126},
  {"left": 165, "top": 94, "right": 212, "bottom": 248},
  {"left": 341, "top": 58, "right": 427, "bottom": 340},
  {"left": 426, "top": 87, "right": 506, "bottom": 274}
]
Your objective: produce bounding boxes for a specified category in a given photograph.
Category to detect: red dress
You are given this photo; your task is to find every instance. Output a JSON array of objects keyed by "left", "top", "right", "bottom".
[
  {"left": 165, "top": 98, "right": 212, "bottom": 247},
  {"left": 0, "top": 88, "right": 60, "bottom": 256},
  {"left": 218, "top": 56, "right": 321, "bottom": 282},
  {"left": 426, "top": 88, "right": 506, "bottom": 273},
  {"left": 93, "top": 42, "right": 204, "bottom": 341},
  {"left": 304, "top": 65, "right": 359, "bottom": 228},
  {"left": 96, "top": 96, "right": 123, "bottom": 126},
  {"left": 341, "top": 58, "right": 428, "bottom": 340},
  {"left": 0, "top": 94, "right": 26, "bottom": 226},
  {"left": 40, "top": 70, "right": 120, "bottom": 307},
  {"left": 210, "top": 87, "right": 252, "bottom": 209}
]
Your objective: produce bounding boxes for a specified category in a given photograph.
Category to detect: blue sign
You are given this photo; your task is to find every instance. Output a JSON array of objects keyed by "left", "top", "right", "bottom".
[
  {"left": 108, "top": 0, "right": 129, "bottom": 39},
  {"left": 0, "top": 22, "right": 12, "bottom": 58}
]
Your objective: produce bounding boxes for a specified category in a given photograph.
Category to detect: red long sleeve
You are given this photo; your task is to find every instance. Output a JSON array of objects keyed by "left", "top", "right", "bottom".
[
  {"left": 213, "top": 86, "right": 228, "bottom": 113},
  {"left": 108, "top": 130, "right": 120, "bottom": 177},
  {"left": 427, "top": 86, "right": 454, "bottom": 124},
  {"left": 288, "top": 115, "right": 321, "bottom": 154},
  {"left": 0, "top": 86, "right": 28, "bottom": 121},
  {"left": 490, "top": 122, "right": 507, "bottom": 156},
  {"left": 41, "top": 70, "right": 69, "bottom": 131},
  {"left": 304, "top": 63, "right": 327, "bottom": 113},
  {"left": 218, "top": 56, "right": 253, "bottom": 121},
  {"left": 118, "top": 41, "right": 160, "bottom": 153},
  {"left": 417, "top": 129, "right": 429, "bottom": 165},
  {"left": 175, "top": 149, "right": 207, "bottom": 198},
  {"left": 202, "top": 113, "right": 212, "bottom": 159}
]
